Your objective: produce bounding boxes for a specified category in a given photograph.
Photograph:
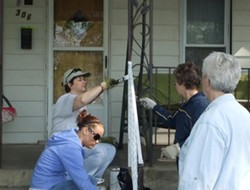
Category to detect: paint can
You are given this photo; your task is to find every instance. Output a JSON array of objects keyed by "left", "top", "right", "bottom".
[{"left": 110, "top": 167, "right": 121, "bottom": 190}]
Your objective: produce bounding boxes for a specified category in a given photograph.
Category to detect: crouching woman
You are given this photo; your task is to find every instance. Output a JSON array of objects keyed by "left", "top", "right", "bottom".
[{"left": 29, "top": 110, "right": 104, "bottom": 190}]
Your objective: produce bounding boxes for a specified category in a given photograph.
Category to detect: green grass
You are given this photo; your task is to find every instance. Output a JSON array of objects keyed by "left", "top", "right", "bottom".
[
  {"left": 135, "top": 73, "right": 250, "bottom": 104},
  {"left": 135, "top": 73, "right": 183, "bottom": 106},
  {"left": 234, "top": 74, "right": 250, "bottom": 100}
]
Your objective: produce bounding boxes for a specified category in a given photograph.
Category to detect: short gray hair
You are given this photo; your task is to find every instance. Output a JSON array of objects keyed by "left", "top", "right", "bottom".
[{"left": 202, "top": 52, "right": 241, "bottom": 93}]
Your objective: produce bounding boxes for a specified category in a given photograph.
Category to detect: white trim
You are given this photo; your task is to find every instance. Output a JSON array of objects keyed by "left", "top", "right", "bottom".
[
  {"left": 47, "top": 0, "right": 54, "bottom": 137},
  {"left": 103, "top": 0, "right": 110, "bottom": 132},
  {"left": 180, "top": 0, "right": 186, "bottom": 63},
  {"left": 224, "top": 0, "right": 231, "bottom": 53},
  {"left": 52, "top": 47, "right": 104, "bottom": 51}
]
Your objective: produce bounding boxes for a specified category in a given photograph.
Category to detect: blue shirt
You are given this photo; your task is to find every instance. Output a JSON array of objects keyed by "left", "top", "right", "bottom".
[
  {"left": 178, "top": 94, "right": 250, "bottom": 189},
  {"left": 30, "top": 128, "right": 97, "bottom": 190},
  {"left": 153, "top": 92, "right": 210, "bottom": 147}
]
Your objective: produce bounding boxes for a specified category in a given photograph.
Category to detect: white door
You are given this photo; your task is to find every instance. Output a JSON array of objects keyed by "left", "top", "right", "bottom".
[{"left": 47, "top": 0, "right": 109, "bottom": 136}]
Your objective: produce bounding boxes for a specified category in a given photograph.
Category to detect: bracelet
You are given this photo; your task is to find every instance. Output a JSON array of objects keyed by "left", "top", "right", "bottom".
[{"left": 99, "top": 84, "right": 104, "bottom": 93}]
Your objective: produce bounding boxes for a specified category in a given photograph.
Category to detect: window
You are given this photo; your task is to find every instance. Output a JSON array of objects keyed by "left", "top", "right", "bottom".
[
  {"left": 53, "top": 0, "right": 103, "bottom": 48},
  {"left": 183, "top": 0, "right": 230, "bottom": 64}
]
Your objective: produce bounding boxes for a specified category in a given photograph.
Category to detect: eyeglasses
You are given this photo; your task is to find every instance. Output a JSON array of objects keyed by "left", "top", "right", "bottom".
[
  {"left": 87, "top": 126, "right": 101, "bottom": 142},
  {"left": 65, "top": 68, "right": 82, "bottom": 83}
]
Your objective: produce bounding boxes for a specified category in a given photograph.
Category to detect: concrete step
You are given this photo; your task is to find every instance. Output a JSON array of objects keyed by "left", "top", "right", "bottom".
[
  {"left": 0, "top": 169, "right": 31, "bottom": 189},
  {"left": 0, "top": 163, "right": 178, "bottom": 190}
]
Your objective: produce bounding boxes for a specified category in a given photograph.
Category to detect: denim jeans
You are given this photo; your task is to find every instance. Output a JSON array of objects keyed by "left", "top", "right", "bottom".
[
  {"left": 50, "top": 180, "right": 78, "bottom": 190},
  {"left": 50, "top": 176, "right": 96, "bottom": 190},
  {"left": 83, "top": 143, "right": 116, "bottom": 177}
]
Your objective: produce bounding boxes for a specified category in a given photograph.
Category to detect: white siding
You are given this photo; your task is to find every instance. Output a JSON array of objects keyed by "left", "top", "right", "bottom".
[
  {"left": 3, "top": 0, "right": 47, "bottom": 143},
  {"left": 232, "top": 0, "right": 250, "bottom": 68}
]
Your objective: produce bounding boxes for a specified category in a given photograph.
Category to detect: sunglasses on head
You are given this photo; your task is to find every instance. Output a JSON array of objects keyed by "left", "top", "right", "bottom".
[
  {"left": 87, "top": 126, "right": 101, "bottom": 142},
  {"left": 65, "top": 68, "right": 82, "bottom": 82}
]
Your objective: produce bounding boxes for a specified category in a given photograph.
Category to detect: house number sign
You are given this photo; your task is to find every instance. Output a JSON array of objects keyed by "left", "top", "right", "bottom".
[{"left": 16, "top": 9, "right": 32, "bottom": 20}]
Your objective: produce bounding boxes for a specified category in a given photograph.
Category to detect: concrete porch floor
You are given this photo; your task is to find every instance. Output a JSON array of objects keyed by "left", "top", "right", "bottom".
[{"left": 0, "top": 143, "right": 178, "bottom": 190}]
